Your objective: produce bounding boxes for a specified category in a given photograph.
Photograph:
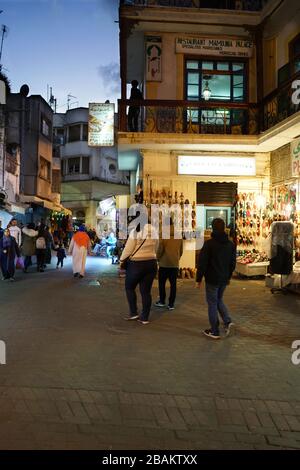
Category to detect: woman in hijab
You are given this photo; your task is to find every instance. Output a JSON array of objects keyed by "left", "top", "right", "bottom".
[
  {"left": 0, "top": 228, "right": 20, "bottom": 281},
  {"left": 68, "top": 225, "right": 91, "bottom": 278}
]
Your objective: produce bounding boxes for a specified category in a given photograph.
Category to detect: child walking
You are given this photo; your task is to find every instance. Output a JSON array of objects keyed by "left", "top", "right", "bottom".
[{"left": 56, "top": 243, "right": 66, "bottom": 269}]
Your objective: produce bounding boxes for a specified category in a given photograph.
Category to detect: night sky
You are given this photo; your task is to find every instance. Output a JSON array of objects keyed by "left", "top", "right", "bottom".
[{"left": 1, "top": 0, "right": 120, "bottom": 110}]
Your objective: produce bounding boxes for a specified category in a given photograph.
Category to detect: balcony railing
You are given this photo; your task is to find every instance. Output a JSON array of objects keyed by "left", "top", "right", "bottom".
[
  {"left": 263, "top": 71, "right": 300, "bottom": 131},
  {"left": 119, "top": 99, "right": 259, "bottom": 135},
  {"left": 120, "top": 0, "right": 267, "bottom": 12}
]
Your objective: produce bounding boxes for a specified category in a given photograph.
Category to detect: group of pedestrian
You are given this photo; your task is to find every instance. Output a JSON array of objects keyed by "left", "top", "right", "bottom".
[
  {"left": 0, "top": 218, "right": 67, "bottom": 280},
  {"left": 120, "top": 217, "right": 236, "bottom": 339}
]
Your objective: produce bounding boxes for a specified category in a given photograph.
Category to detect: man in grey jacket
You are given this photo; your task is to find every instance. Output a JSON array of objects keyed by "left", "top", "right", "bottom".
[{"left": 155, "top": 222, "right": 183, "bottom": 310}]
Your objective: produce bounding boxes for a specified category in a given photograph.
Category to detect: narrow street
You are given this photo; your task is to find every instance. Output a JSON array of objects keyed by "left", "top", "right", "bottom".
[{"left": 0, "top": 256, "right": 300, "bottom": 450}]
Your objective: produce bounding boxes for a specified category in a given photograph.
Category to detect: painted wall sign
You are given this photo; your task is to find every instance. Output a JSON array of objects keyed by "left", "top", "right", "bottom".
[
  {"left": 176, "top": 37, "right": 253, "bottom": 58},
  {"left": 88, "top": 103, "right": 115, "bottom": 147},
  {"left": 291, "top": 137, "right": 300, "bottom": 177},
  {"left": 146, "top": 36, "right": 162, "bottom": 82},
  {"left": 178, "top": 156, "right": 256, "bottom": 176}
]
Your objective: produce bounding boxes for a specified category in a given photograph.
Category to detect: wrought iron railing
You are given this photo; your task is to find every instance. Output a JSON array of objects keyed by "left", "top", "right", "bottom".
[
  {"left": 262, "top": 71, "right": 300, "bottom": 131},
  {"left": 119, "top": 99, "right": 259, "bottom": 135},
  {"left": 120, "top": 0, "right": 267, "bottom": 12}
]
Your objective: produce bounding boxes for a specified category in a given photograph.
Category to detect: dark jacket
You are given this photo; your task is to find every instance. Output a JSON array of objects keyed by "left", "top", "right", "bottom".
[{"left": 196, "top": 231, "right": 236, "bottom": 285}]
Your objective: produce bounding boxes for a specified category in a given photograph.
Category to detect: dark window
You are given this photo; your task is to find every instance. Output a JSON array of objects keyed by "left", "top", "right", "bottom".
[
  {"left": 61, "top": 160, "right": 65, "bottom": 176},
  {"left": 186, "top": 59, "right": 246, "bottom": 103},
  {"left": 39, "top": 157, "right": 51, "bottom": 181},
  {"left": 41, "top": 115, "right": 51, "bottom": 139},
  {"left": 82, "top": 157, "right": 89, "bottom": 174},
  {"left": 54, "top": 127, "right": 65, "bottom": 145},
  {"left": 109, "top": 163, "right": 117, "bottom": 175},
  {"left": 289, "top": 34, "right": 300, "bottom": 76},
  {"left": 68, "top": 124, "right": 81, "bottom": 142},
  {"left": 68, "top": 157, "right": 80, "bottom": 174},
  {"left": 82, "top": 124, "right": 88, "bottom": 141}
]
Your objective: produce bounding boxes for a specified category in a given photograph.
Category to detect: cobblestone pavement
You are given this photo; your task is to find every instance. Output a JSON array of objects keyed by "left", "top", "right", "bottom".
[{"left": 0, "top": 256, "right": 300, "bottom": 450}]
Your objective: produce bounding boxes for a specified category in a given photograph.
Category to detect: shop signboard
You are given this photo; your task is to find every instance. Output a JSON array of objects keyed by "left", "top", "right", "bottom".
[
  {"left": 88, "top": 103, "right": 115, "bottom": 147},
  {"left": 291, "top": 137, "right": 300, "bottom": 177},
  {"left": 146, "top": 36, "right": 162, "bottom": 82},
  {"left": 178, "top": 156, "right": 256, "bottom": 176},
  {"left": 176, "top": 37, "right": 253, "bottom": 58}
]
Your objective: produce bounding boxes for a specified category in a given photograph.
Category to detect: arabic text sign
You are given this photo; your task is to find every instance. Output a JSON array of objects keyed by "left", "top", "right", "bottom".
[
  {"left": 178, "top": 155, "right": 256, "bottom": 176},
  {"left": 176, "top": 37, "right": 253, "bottom": 58},
  {"left": 291, "top": 137, "right": 300, "bottom": 177},
  {"left": 146, "top": 36, "right": 162, "bottom": 82},
  {"left": 88, "top": 103, "right": 115, "bottom": 147}
]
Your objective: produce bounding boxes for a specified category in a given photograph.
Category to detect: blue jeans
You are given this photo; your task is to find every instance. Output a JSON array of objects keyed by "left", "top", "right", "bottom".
[{"left": 205, "top": 283, "right": 232, "bottom": 336}]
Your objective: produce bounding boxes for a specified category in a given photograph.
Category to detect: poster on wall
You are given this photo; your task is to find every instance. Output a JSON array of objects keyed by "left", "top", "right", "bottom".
[
  {"left": 176, "top": 36, "right": 253, "bottom": 58},
  {"left": 146, "top": 36, "right": 162, "bottom": 82},
  {"left": 88, "top": 103, "right": 115, "bottom": 147},
  {"left": 291, "top": 137, "right": 300, "bottom": 177}
]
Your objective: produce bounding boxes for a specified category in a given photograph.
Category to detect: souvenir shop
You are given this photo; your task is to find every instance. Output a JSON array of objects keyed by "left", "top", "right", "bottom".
[{"left": 142, "top": 151, "right": 271, "bottom": 275}]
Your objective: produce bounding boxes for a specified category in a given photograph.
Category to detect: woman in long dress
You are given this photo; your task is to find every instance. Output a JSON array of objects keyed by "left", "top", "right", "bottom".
[
  {"left": 0, "top": 228, "right": 20, "bottom": 281},
  {"left": 69, "top": 226, "right": 91, "bottom": 278}
]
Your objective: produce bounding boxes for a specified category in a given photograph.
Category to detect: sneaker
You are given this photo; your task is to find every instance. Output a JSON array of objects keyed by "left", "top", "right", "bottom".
[
  {"left": 154, "top": 301, "right": 166, "bottom": 308},
  {"left": 74, "top": 273, "right": 79, "bottom": 278},
  {"left": 202, "top": 329, "right": 221, "bottom": 340},
  {"left": 124, "top": 315, "right": 139, "bottom": 321},
  {"left": 138, "top": 319, "right": 150, "bottom": 325},
  {"left": 79, "top": 274, "right": 84, "bottom": 278},
  {"left": 167, "top": 305, "right": 175, "bottom": 311},
  {"left": 9, "top": 278, "right": 15, "bottom": 282},
  {"left": 224, "top": 322, "right": 235, "bottom": 336}
]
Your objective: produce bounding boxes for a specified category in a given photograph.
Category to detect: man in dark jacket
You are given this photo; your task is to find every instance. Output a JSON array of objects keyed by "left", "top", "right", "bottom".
[{"left": 196, "top": 218, "right": 236, "bottom": 339}]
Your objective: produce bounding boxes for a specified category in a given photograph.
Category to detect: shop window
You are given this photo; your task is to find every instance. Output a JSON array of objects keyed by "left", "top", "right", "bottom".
[
  {"left": 81, "top": 157, "right": 89, "bottom": 174},
  {"left": 39, "top": 157, "right": 51, "bottom": 181},
  {"left": 68, "top": 124, "right": 81, "bottom": 142},
  {"left": 68, "top": 157, "right": 80, "bottom": 174}
]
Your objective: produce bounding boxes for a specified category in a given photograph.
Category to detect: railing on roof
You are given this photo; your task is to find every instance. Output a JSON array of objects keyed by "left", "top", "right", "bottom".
[{"left": 120, "top": 0, "right": 268, "bottom": 12}]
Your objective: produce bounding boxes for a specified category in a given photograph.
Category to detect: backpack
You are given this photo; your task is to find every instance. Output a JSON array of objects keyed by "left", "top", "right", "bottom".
[{"left": 36, "top": 237, "right": 46, "bottom": 250}]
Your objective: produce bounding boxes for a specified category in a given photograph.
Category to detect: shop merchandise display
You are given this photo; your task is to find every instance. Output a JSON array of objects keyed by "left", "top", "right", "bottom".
[{"left": 236, "top": 250, "right": 269, "bottom": 265}]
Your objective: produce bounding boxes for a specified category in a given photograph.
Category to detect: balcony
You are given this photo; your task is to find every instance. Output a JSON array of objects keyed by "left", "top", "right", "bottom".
[
  {"left": 118, "top": 99, "right": 259, "bottom": 135},
  {"left": 120, "top": 0, "right": 268, "bottom": 11},
  {"left": 263, "top": 71, "right": 300, "bottom": 132}
]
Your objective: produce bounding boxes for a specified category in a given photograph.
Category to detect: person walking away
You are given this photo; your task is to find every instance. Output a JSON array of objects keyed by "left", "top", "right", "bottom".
[
  {"left": 45, "top": 226, "right": 54, "bottom": 265},
  {"left": 196, "top": 218, "right": 236, "bottom": 339},
  {"left": 0, "top": 228, "right": 20, "bottom": 281},
  {"left": 68, "top": 225, "right": 91, "bottom": 278},
  {"left": 106, "top": 231, "right": 117, "bottom": 259},
  {"left": 120, "top": 222, "right": 158, "bottom": 325},
  {"left": 155, "top": 221, "right": 183, "bottom": 311},
  {"left": 36, "top": 227, "right": 47, "bottom": 272},
  {"left": 56, "top": 243, "right": 66, "bottom": 269},
  {"left": 128, "top": 80, "right": 143, "bottom": 132},
  {"left": 21, "top": 223, "right": 38, "bottom": 273},
  {"left": 8, "top": 218, "right": 21, "bottom": 246}
]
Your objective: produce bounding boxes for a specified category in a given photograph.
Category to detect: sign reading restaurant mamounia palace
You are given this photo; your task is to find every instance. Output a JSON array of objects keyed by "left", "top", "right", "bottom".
[{"left": 176, "top": 37, "right": 253, "bottom": 58}]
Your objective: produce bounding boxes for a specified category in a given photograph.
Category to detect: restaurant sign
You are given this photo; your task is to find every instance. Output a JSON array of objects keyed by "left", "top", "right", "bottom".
[
  {"left": 88, "top": 103, "right": 115, "bottom": 147},
  {"left": 178, "top": 156, "right": 256, "bottom": 176},
  {"left": 176, "top": 37, "right": 253, "bottom": 58},
  {"left": 291, "top": 137, "right": 300, "bottom": 177}
]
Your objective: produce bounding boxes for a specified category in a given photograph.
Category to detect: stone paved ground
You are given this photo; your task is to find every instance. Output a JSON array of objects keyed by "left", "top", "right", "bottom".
[{"left": 0, "top": 256, "right": 300, "bottom": 450}]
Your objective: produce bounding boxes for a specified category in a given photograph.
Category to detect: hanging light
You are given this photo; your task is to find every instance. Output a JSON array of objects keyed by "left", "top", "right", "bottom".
[{"left": 202, "top": 81, "right": 212, "bottom": 101}]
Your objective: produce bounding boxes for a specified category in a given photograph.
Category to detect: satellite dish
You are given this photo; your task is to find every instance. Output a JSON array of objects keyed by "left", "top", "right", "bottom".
[{"left": 20, "top": 84, "right": 29, "bottom": 97}]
